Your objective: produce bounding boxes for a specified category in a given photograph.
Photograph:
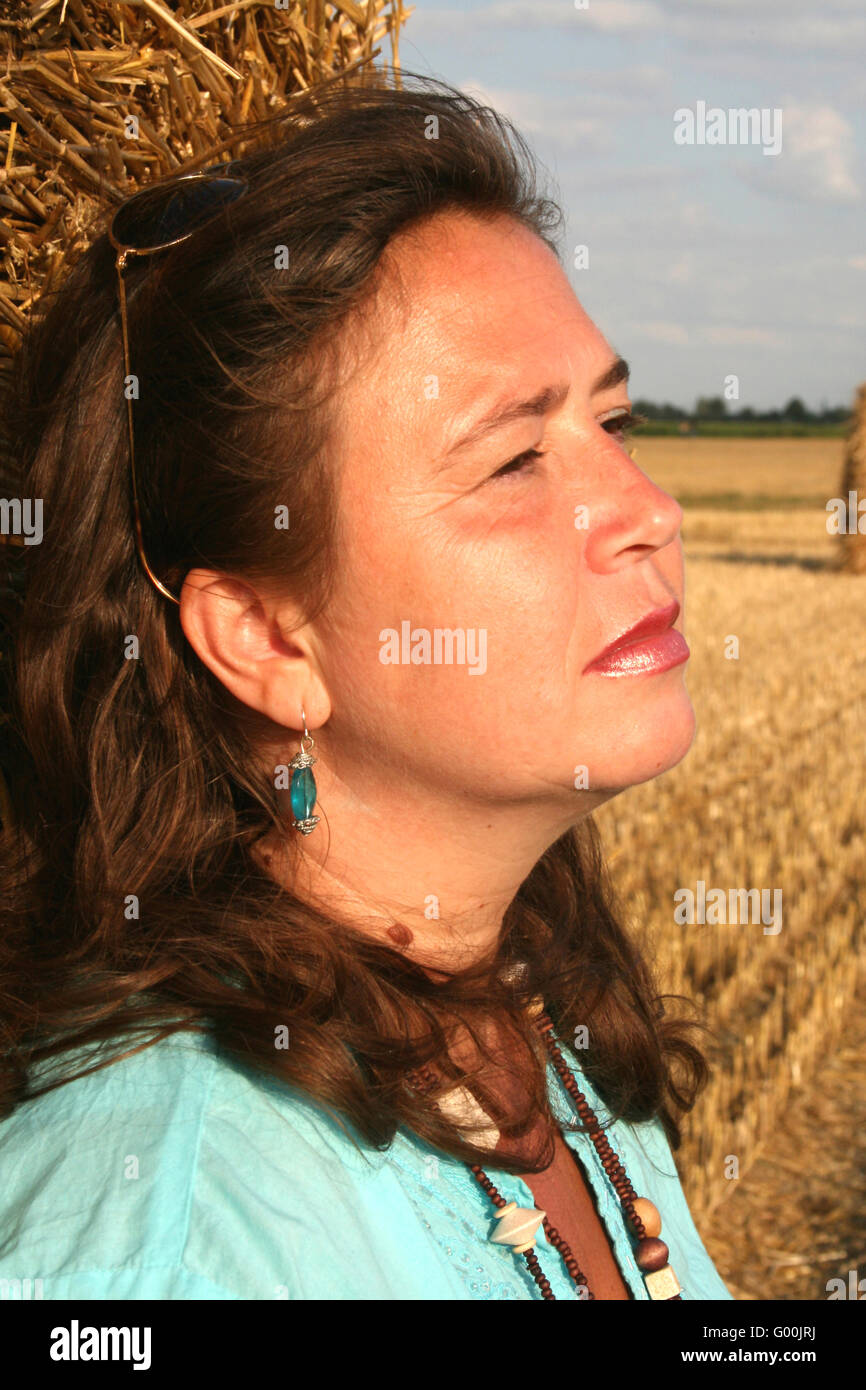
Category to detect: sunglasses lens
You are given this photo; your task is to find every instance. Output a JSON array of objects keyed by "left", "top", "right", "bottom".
[{"left": 111, "top": 167, "right": 247, "bottom": 251}]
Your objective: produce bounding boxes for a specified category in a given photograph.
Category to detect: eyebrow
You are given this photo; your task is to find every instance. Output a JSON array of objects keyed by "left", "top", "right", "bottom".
[{"left": 442, "top": 356, "right": 630, "bottom": 459}]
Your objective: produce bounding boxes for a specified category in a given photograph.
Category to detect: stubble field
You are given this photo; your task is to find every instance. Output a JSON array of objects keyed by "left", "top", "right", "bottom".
[{"left": 594, "top": 437, "right": 866, "bottom": 1301}]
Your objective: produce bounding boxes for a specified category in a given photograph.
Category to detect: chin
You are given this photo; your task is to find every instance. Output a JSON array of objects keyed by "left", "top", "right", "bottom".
[
  {"left": 626, "top": 707, "right": 697, "bottom": 786},
  {"left": 588, "top": 696, "right": 697, "bottom": 794}
]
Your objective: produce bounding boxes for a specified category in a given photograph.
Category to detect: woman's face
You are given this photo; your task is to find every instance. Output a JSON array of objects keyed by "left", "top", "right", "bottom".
[{"left": 311, "top": 209, "right": 694, "bottom": 823}]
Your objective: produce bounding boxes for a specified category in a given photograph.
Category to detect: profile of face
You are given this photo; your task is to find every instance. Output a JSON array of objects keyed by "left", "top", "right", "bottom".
[
  {"left": 183, "top": 209, "right": 695, "bottom": 922},
  {"left": 317, "top": 211, "right": 693, "bottom": 802}
]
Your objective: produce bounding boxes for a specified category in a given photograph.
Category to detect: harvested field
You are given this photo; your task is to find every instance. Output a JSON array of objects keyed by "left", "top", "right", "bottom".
[
  {"left": 700, "top": 973, "right": 866, "bottom": 1302},
  {"left": 631, "top": 436, "right": 845, "bottom": 506},
  {"left": 594, "top": 438, "right": 866, "bottom": 1299}
]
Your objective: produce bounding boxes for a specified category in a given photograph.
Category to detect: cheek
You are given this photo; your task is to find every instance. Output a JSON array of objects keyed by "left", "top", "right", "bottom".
[
  {"left": 421, "top": 498, "right": 579, "bottom": 647},
  {"left": 322, "top": 486, "right": 584, "bottom": 717},
  {"left": 339, "top": 525, "right": 575, "bottom": 739}
]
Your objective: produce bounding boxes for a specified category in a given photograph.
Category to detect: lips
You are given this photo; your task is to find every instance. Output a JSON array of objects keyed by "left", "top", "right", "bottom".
[{"left": 584, "top": 600, "right": 681, "bottom": 673}]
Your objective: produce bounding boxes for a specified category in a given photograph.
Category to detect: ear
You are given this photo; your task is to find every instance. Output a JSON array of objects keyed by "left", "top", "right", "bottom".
[{"left": 178, "top": 569, "right": 330, "bottom": 732}]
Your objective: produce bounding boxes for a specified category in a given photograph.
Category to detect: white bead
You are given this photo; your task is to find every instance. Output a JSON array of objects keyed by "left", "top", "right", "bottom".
[
  {"left": 490, "top": 1204, "right": 546, "bottom": 1249},
  {"left": 644, "top": 1264, "right": 682, "bottom": 1300}
]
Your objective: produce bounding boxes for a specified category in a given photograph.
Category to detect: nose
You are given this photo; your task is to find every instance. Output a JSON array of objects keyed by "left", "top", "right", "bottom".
[{"left": 580, "top": 451, "right": 684, "bottom": 573}]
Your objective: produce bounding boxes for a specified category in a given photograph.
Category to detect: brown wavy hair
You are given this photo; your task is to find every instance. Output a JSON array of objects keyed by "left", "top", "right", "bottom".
[{"left": 0, "top": 69, "right": 709, "bottom": 1171}]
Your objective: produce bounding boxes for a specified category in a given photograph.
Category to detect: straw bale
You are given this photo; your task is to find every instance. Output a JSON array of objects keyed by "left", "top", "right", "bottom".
[
  {"left": 0, "top": 0, "right": 412, "bottom": 491},
  {"left": 839, "top": 383, "right": 866, "bottom": 574}
]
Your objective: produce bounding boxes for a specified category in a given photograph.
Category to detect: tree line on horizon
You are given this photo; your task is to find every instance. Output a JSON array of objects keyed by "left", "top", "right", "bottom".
[{"left": 633, "top": 395, "right": 851, "bottom": 425}]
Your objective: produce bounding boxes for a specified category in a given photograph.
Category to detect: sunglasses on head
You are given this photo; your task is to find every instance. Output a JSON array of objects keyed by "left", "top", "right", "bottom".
[{"left": 107, "top": 160, "right": 249, "bottom": 604}]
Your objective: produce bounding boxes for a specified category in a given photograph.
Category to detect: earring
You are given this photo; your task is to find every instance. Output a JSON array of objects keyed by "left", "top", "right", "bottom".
[{"left": 289, "top": 706, "right": 319, "bottom": 835}]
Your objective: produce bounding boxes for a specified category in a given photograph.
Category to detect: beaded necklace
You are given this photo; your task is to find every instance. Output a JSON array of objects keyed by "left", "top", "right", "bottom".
[{"left": 409, "top": 1002, "right": 682, "bottom": 1302}]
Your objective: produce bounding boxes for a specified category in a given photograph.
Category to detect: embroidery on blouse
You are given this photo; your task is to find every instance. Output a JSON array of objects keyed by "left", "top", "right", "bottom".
[
  {"left": 387, "top": 1134, "right": 533, "bottom": 1299},
  {"left": 385, "top": 1031, "right": 702, "bottom": 1300}
]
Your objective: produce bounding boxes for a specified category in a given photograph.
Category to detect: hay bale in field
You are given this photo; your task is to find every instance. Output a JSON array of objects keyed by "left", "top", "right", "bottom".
[
  {"left": 0, "top": 0, "right": 411, "bottom": 496},
  {"left": 839, "top": 383, "right": 866, "bottom": 574}
]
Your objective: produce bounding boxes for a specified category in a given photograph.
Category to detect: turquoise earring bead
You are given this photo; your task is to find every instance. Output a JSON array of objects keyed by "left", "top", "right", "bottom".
[
  {"left": 288, "top": 723, "right": 319, "bottom": 835},
  {"left": 290, "top": 764, "right": 317, "bottom": 822}
]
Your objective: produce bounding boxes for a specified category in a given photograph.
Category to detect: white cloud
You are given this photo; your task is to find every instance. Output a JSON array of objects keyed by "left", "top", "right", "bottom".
[
  {"left": 411, "top": 0, "right": 865, "bottom": 51},
  {"left": 739, "top": 102, "right": 861, "bottom": 203},
  {"left": 459, "top": 80, "right": 614, "bottom": 152},
  {"left": 665, "top": 255, "right": 694, "bottom": 284},
  {"left": 704, "top": 325, "right": 786, "bottom": 347},
  {"left": 411, "top": 1, "right": 665, "bottom": 35},
  {"left": 570, "top": 0, "right": 665, "bottom": 33},
  {"left": 680, "top": 202, "right": 714, "bottom": 229},
  {"left": 664, "top": 0, "right": 866, "bottom": 53},
  {"left": 628, "top": 320, "right": 690, "bottom": 344}
]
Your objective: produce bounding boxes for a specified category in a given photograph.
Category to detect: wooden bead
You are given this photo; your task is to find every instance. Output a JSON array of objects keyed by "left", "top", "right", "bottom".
[
  {"left": 636, "top": 1237, "right": 669, "bottom": 1272},
  {"left": 632, "top": 1197, "right": 662, "bottom": 1237}
]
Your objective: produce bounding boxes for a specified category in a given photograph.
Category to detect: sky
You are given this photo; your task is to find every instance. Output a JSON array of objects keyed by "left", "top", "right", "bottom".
[{"left": 390, "top": 0, "right": 865, "bottom": 413}]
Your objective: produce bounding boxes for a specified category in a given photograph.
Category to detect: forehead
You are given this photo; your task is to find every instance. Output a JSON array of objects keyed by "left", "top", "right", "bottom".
[{"left": 338, "top": 210, "right": 612, "bottom": 412}]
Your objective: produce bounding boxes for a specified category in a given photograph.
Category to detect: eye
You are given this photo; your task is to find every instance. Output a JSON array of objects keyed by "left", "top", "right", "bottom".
[
  {"left": 489, "top": 410, "right": 647, "bottom": 482},
  {"left": 490, "top": 447, "right": 547, "bottom": 480},
  {"left": 601, "top": 410, "right": 646, "bottom": 448}
]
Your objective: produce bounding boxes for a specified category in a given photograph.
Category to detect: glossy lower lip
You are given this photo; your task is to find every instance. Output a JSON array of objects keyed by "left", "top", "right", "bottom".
[{"left": 584, "top": 628, "right": 690, "bottom": 676}]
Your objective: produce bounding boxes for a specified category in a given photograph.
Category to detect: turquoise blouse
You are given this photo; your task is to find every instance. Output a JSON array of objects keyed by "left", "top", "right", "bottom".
[{"left": 0, "top": 1028, "right": 733, "bottom": 1300}]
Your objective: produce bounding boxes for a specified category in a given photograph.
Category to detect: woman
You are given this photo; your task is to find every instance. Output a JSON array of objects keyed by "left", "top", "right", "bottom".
[{"left": 0, "top": 72, "right": 732, "bottom": 1301}]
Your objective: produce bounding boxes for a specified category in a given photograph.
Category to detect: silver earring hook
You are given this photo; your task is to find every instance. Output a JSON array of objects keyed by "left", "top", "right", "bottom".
[{"left": 300, "top": 706, "right": 314, "bottom": 755}]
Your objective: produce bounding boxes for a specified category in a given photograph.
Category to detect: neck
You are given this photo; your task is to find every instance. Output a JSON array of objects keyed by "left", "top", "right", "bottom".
[{"left": 256, "top": 745, "right": 602, "bottom": 975}]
